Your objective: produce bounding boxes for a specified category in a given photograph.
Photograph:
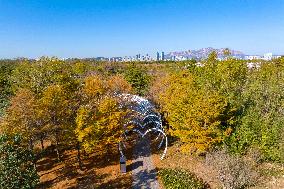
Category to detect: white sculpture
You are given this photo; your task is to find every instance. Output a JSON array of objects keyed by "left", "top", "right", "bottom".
[{"left": 118, "top": 94, "right": 168, "bottom": 160}]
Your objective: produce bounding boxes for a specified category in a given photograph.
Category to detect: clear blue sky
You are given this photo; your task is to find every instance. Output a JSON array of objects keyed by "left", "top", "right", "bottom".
[{"left": 1, "top": 0, "right": 284, "bottom": 58}]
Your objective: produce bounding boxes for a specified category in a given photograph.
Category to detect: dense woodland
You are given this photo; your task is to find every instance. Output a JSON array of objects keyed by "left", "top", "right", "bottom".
[{"left": 0, "top": 53, "right": 283, "bottom": 188}]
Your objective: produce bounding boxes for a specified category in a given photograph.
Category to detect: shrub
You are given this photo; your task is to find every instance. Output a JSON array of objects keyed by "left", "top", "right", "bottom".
[
  {"left": 206, "top": 149, "right": 258, "bottom": 189},
  {"left": 159, "top": 168, "right": 207, "bottom": 189}
]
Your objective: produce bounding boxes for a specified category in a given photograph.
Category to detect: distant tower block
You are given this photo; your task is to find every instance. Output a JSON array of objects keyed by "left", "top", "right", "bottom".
[
  {"left": 161, "top": 52, "right": 165, "bottom": 61},
  {"left": 156, "top": 52, "right": 160, "bottom": 61}
]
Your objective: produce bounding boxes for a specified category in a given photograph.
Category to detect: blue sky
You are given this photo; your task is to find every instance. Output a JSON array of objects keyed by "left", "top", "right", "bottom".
[{"left": 0, "top": 0, "right": 284, "bottom": 58}]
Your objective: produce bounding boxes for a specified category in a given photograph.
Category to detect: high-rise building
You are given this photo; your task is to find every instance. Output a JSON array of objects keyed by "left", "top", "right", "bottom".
[
  {"left": 161, "top": 52, "right": 165, "bottom": 61},
  {"left": 156, "top": 52, "right": 160, "bottom": 61}
]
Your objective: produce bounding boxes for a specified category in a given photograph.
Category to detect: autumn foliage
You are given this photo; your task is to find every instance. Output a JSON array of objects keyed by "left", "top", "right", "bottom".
[
  {"left": 75, "top": 75, "right": 132, "bottom": 152},
  {"left": 152, "top": 71, "right": 233, "bottom": 153},
  {"left": 0, "top": 58, "right": 133, "bottom": 156},
  {"left": 0, "top": 55, "right": 283, "bottom": 189}
]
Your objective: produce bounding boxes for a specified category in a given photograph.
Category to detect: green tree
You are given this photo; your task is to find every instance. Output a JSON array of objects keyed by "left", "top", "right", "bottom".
[
  {"left": 0, "top": 134, "right": 39, "bottom": 189},
  {"left": 124, "top": 65, "right": 151, "bottom": 95},
  {"left": 228, "top": 60, "right": 284, "bottom": 162},
  {"left": 0, "top": 60, "right": 18, "bottom": 116}
]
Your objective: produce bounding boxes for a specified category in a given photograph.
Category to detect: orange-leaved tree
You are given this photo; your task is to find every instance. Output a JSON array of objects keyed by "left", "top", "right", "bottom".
[{"left": 1, "top": 89, "right": 41, "bottom": 149}]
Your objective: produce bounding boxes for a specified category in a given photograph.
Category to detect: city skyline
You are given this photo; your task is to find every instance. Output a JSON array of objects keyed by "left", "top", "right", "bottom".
[
  {"left": 103, "top": 49, "right": 281, "bottom": 62},
  {"left": 0, "top": 47, "right": 282, "bottom": 61},
  {"left": 1, "top": 0, "right": 284, "bottom": 58}
]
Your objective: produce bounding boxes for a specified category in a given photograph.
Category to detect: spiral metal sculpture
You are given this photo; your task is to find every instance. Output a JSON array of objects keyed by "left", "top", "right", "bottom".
[{"left": 118, "top": 94, "right": 168, "bottom": 160}]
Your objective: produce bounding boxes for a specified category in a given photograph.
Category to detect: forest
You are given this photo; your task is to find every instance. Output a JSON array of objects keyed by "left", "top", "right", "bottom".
[{"left": 0, "top": 53, "right": 283, "bottom": 189}]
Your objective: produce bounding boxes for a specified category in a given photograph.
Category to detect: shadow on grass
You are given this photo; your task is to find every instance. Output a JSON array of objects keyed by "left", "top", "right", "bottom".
[
  {"left": 36, "top": 143, "right": 134, "bottom": 189},
  {"left": 91, "top": 175, "right": 132, "bottom": 189}
]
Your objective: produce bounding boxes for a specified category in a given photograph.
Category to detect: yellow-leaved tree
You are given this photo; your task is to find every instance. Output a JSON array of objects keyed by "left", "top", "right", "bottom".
[
  {"left": 75, "top": 75, "right": 132, "bottom": 153},
  {"left": 38, "top": 85, "right": 71, "bottom": 143},
  {"left": 152, "top": 71, "right": 233, "bottom": 154}
]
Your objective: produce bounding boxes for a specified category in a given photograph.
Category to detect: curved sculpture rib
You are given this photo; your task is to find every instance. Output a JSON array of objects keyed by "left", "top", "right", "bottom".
[
  {"left": 143, "top": 128, "right": 168, "bottom": 160},
  {"left": 118, "top": 93, "right": 168, "bottom": 161}
]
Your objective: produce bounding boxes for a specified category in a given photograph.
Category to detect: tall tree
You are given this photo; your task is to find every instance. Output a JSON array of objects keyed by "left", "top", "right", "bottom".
[
  {"left": 75, "top": 75, "right": 132, "bottom": 153},
  {"left": 152, "top": 71, "right": 233, "bottom": 154},
  {"left": 2, "top": 89, "right": 40, "bottom": 149}
]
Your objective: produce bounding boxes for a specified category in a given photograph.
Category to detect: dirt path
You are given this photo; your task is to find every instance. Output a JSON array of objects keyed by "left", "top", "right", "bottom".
[{"left": 131, "top": 136, "right": 160, "bottom": 189}]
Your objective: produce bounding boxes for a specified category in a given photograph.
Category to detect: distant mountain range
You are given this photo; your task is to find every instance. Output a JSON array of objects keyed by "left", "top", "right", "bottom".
[{"left": 166, "top": 47, "right": 245, "bottom": 60}]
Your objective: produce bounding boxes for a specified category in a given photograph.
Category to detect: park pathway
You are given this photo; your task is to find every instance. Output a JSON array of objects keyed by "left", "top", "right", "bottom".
[{"left": 132, "top": 136, "right": 159, "bottom": 189}]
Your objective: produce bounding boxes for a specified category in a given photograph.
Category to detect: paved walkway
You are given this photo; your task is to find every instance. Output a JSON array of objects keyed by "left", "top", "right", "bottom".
[{"left": 132, "top": 136, "right": 159, "bottom": 189}]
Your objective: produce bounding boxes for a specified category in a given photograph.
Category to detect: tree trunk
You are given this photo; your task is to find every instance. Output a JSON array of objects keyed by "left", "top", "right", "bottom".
[
  {"left": 55, "top": 133, "right": 60, "bottom": 161},
  {"left": 83, "top": 149, "right": 87, "bottom": 157},
  {"left": 29, "top": 138, "right": 37, "bottom": 168},
  {"left": 29, "top": 138, "right": 34, "bottom": 151},
  {"left": 55, "top": 146, "right": 60, "bottom": 161},
  {"left": 76, "top": 142, "right": 83, "bottom": 170},
  {"left": 40, "top": 134, "right": 44, "bottom": 150}
]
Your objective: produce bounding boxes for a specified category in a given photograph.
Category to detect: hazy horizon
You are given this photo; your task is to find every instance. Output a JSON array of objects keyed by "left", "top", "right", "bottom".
[{"left": 1, "top": 0, "right": 284, "bottom": 58}]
